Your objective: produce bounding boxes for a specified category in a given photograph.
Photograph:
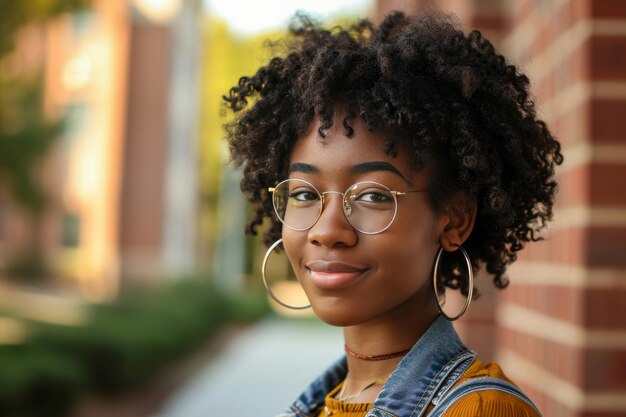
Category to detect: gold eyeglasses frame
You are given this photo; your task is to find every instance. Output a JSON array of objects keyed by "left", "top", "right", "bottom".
[{"left": 268, "top": 178, "right": 428, "bottom": 235}]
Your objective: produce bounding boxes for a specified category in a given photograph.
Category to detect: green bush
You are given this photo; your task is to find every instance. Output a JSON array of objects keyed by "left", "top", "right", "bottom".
[
  {"left": 225, "top": 289, "right": 273, "bottom": 323},
  {"left": 0, "top": 279, "right": 269, "bottom": 416},
  {"left": 0, "top": 345, "right": 84, "bottom": 417}
]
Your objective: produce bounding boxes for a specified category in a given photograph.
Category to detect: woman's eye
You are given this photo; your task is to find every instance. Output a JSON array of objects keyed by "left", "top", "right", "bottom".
[
  {"left": 290, "top": 190, "right": 318, "bottom": 202},
  {"left": 356, "top": 192, "right": 392, "bottom": 203}
]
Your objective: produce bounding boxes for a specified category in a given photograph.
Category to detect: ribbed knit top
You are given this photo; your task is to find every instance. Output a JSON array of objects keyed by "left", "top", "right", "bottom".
[{"left": 316, "top": 359, "right": 540, "bottom": 417}]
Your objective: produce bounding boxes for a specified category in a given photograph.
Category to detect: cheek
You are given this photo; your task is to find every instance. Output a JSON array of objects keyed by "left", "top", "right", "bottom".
[
  {"left": 378, "top": 230, "right": 437, "bottom": 286},
  {"left": 395, "top": 198, "right": 441, "bottom": 237},
  {"left": 380, "top": 209, "right": 441, "bottom": 281},
  {"left": 281, "top": 228, "right": 305, "bottom": 269}
]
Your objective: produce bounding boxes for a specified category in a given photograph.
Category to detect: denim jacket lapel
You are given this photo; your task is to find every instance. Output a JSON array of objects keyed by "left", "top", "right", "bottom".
[
  {"left": 286, "top": 355, "right": 348, "bottom": 417},
  {"left": 284, "top": 315, "right": 475, "bottom": 417},
  {"left": 367, "top": 316, "right": 475, "bottom": 417}
]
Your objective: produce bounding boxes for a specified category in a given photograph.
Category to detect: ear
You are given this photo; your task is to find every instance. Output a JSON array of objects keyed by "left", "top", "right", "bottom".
[{"left": 438, "top": 192, "right": 477, "bottom": 251}]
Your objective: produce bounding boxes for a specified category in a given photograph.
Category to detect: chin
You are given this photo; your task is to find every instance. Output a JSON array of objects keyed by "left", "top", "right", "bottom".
[{"left": 310, "top": 299, "right": 373, "bottom": 327}]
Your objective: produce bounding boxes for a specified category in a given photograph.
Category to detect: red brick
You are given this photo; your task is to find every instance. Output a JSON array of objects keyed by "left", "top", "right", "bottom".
[
  {"left": 549, "top": 98, "right": 590, "bottom": 146},
  {"left": 533, "top": 36, "right": 590, "bottom": 105},
  {"left": 590, "top": 36, "right": 626, "bottom": 80},
  {"left": 455, "top": 321, "right": 496, "bottom": 361},
  {"left": 588, "top": 226, "right": 626, "bottom": 268},
  {"left": 518, "top": 226, "right": 588, "bottom": 265},
  {"left": 586, "top": 347, "right": 626, "bottom": 391},
  {"left": 518, "top": 385, "right": 549, "bottom": 417},
  {"left": 119, "top": 25, "right": 169, "bottom": 251},
  {"left": 528, "top": 19, "right": 552, "bottom": 61},
  {"left": 591, "top": 99, "right": 626, "bottom": 142},
  {"left": 518, "top": 225, "right": 626, "bottom": 268},
  {"left": 514, "top": 0, "right": 535, "bottom": 25},
  {"left": 454, "top": 277, "right": 498, "bottom": 360},
  {"left": 375, "top": 0, "right": 429, "bottom": 19},
  {"left": 590, "top": 163, "right": 626, "bottom": 205},
  {"left": 556, "top": 164, "right": 591, "bottom": 206},
  {"left": 557, "top": 163, "right": 626, "bottom": 206},
  {"left": 498, "top": 325, "right": 585, "bottom": 387},
  {"left": 572, "top": 37, "right": 592, "bottom": 82},
  {"left": 525, "top": 0, "right": 588, "bottom": 62},
  {"left": 535, "top": 69, "right": 556, "bottom": 105},
  {"left": 585, "top": 287, "right": 626, "bottom": 329},
  {"left": 501, "top": 284, "right": 626, "bottom": 330},
  {"left": 548, "top": 402, "right": 576, "bottom": 417},
  {"left": 590, "top": 0, "right": 626, "bottom": 19},
  {"left": 571, "top": 37, "right": 592, "bottom": 83},
  {"left": 507, "top": 2, "right": 538, "bottom": 58},
  {"left": 501, "top": 284, "right": 585, "bottom": 325},
  {"left": 571, "top": 0, "right": 590, "bottom": 21},
  {"left": 472, "top": 14, "right": 508, "bottom": 34}
]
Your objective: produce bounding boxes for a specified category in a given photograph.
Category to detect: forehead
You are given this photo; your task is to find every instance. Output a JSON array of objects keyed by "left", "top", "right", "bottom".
[{"left": 289, "top": 117, "right": 417, "bottom": 183}]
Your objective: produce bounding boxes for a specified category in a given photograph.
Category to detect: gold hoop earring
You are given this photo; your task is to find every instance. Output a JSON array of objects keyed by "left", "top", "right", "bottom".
[
  {"left": 432, "top": 246, "right": 474, "bottom": 321},
  {"left": 262, "top": 238, "right": 311, "bottom": 310}
]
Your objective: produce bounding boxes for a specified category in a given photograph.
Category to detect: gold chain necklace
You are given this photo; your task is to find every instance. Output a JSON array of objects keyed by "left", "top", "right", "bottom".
[
  {"left": 338, "top": 380, "right": 385, "bottom": 402},
  {"left": 324, "top": 373, "right": 391, "bottom": 416},
  {"left": 338, "top": 372, "right": 391, "bottom": 402}
]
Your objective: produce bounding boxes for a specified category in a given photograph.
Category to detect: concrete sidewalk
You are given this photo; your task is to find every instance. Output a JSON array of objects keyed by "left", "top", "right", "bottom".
[{"left": 153, "top": 317, "right": 343, "bottom": 417}]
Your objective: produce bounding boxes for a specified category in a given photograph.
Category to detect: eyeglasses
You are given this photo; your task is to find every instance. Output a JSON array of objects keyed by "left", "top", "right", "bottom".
[{"left": 268, "top": 179, "right": 428, "bottom": 235}]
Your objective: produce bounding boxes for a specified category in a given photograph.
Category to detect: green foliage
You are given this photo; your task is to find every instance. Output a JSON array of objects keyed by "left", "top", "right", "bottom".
[
  {"left": 0, "top": 279, "right": 269, "bottom": 416},
  {"left": 0, "top": 345, "right": 84, "bottom": 417},
  {"left": 198, "top": 17, "right": 286, "bottom": 259},
  {"left": 0, "top": 77, "right": 62, "bottom": 213},
  {"left": 0, "top": 0, "right": 91, "bottom": 213},
  {"left": 0, "top": 0, "right": 91, "bottom": 57},
  {"left": 224, "top": 287, "right": 273, "bottom": 323}
]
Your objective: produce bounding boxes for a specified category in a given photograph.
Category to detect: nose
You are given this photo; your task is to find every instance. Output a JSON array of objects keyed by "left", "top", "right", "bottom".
[{"left": 307, "top": 192, "right": 358, "bottom": 248}]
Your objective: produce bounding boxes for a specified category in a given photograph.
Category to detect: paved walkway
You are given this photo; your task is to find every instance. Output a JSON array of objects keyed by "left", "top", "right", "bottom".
[{"left": 153, "top": 317, "right": 343, "bottom": 417}]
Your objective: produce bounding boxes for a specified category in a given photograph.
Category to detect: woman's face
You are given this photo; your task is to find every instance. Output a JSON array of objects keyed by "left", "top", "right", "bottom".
[{"left": 281, "top": 117, "right": 444, "bottom": 326}]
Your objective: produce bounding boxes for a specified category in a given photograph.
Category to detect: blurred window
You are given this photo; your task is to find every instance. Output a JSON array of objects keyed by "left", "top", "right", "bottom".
[
  {"left": 64, "top": 102, "right": 89, "bottom": 140},
  {"left": 61, "top": 213, "right": 81, "bottom": 248},
  {"left": 71, "top": 11, "right": 93, "bottom": 38}
]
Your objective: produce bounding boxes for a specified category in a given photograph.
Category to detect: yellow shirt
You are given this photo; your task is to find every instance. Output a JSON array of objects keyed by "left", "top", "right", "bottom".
[{"left": 316, "top": 359, "right": 540, "bottom": 417}]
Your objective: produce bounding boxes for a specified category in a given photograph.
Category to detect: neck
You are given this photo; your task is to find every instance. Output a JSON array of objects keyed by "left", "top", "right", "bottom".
[{"left": 342, "top": 302, "right": 438, "bottom": 383}]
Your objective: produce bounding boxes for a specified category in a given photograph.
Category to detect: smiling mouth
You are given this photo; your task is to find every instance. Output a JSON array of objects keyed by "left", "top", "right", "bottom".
[{"left": 305, "top": 261, "right": 369, "bottom": 289}]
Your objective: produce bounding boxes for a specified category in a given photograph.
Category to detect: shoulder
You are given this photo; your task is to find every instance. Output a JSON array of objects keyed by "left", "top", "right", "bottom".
[
  {"left": 441, "top": 389, "right": 540, "bottom": 417},
  {"left": 440, "top": 359, "right": 540, "bottom": 417}
]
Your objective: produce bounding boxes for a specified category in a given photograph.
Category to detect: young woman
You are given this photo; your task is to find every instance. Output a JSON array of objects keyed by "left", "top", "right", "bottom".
[{"left": 223, "top": 10, "right": 562, "bottom": 417}]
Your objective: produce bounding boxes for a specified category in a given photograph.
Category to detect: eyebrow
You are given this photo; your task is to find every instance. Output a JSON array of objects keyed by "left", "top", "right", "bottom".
[
  {"left": 288, "top": 161, "right": 409, "bottom": 183},
  {"left": 288, "top": 163, "right": 319, "bottom": 174},
  {"left": 350, "top": 161, "right": 410, "bottom": 183}
]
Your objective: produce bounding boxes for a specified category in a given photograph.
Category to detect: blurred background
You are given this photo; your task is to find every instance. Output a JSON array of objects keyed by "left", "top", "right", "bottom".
[{"left": 0, "top": 0, "right": 624, "bottom": 416}]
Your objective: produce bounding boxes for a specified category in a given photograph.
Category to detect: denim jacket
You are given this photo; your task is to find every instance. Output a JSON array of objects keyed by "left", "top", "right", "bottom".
[{"left": 280, "top": 315, "right": 478, "bottom": 417}]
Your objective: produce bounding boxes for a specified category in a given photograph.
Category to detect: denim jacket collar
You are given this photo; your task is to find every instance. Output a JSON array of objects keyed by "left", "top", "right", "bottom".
[{"left": 285, "top": 315, "right": 475, "bottom": 417}]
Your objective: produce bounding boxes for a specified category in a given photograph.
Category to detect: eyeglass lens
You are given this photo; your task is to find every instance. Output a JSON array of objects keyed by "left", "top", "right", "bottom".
[{"left": 272, "top": 179, "right": 397, "bottom": 234}]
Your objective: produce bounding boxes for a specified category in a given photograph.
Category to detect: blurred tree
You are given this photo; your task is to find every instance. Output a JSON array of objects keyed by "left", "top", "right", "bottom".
[
  {"left": 199, "top": 18, "right": 284, "bottom": 277},
  {"left": 0, "top": 0, "right": 91, "bottom": 58},
  {"left": 0, "top": 0, "right": 90, "bottom": 281},
  {"left": 0, "top": 0, "right": 90, "bottom": 213},
  {"left": 0, "top": 77, "right": 61, "bottom": 213}
]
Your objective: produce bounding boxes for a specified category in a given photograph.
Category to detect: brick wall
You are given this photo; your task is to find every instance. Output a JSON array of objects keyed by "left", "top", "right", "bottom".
[
  {"left": 376, "top": 1, "right": 626, "bottom": 416},
  {"left": 499, "top": 1, "right": 626, "bottom": 416}
]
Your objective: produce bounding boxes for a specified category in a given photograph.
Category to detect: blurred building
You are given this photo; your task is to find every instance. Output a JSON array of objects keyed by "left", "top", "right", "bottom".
[
  {"left": 377, "top": 1, "right": 626, "bottom": 416},
  {"left": 0, "top": 0, "right": 202, "bottom": 299}
]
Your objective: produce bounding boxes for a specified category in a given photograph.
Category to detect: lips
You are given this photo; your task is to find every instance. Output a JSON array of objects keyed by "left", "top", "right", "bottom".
[{"left": 305, "top": 261, "right": 369, "bottom": 289}]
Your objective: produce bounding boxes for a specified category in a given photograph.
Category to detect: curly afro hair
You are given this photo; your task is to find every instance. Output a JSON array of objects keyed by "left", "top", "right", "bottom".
[{"left": 223, "top": 10, "right": 563, "bottom": 291}]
